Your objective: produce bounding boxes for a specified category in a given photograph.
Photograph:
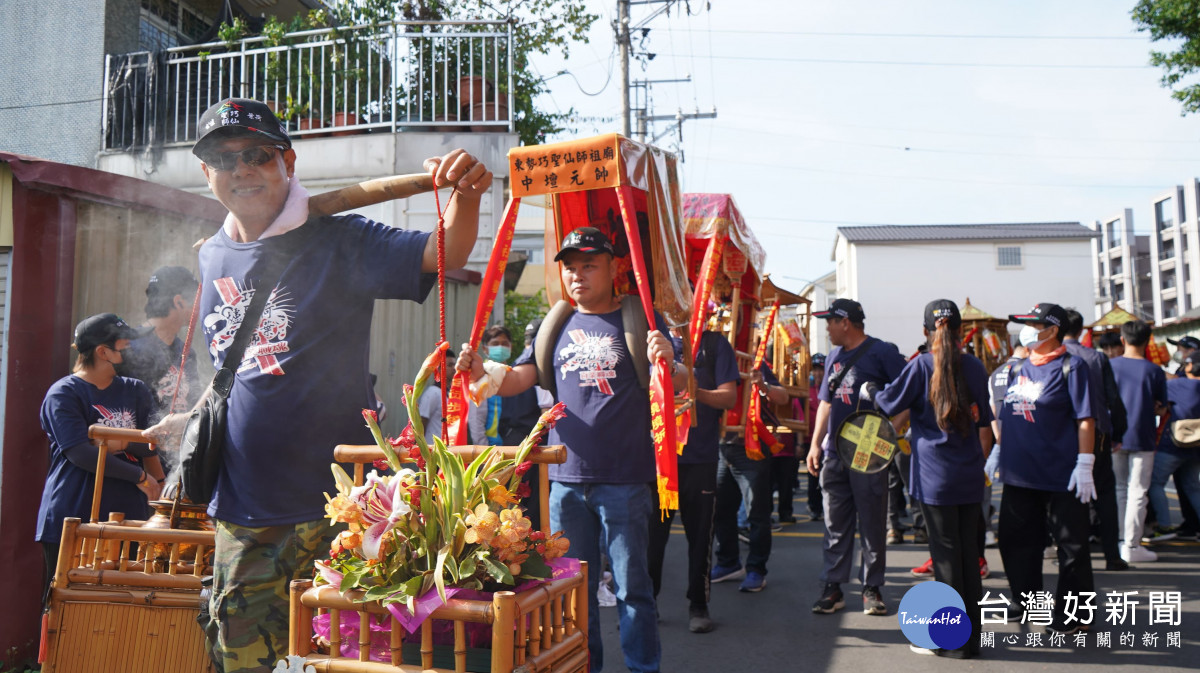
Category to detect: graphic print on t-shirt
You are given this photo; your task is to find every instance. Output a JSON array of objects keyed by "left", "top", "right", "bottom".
[
  {"left": 154, "top": 365, "right": 191, "bottom": 413},
  {"left": 204, "top": 277, "right": 293, "bottom": 375},
  {"left": 830, "top": 362, "right": 855, "bottom": 404},
  {"left": 558, "top": 328, "right": 622, "bottom": 395},
  {"left": 93, "top": 404, "right": 136, "bottom": 428},
  {"left": 1005, "top": 375, "right": 1043, "bottom": 422}
]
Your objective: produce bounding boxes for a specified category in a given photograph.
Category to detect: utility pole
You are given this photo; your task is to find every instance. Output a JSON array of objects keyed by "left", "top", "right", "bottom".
[{"left": 617, "top": 0, "right": 631, "bottom": 137}]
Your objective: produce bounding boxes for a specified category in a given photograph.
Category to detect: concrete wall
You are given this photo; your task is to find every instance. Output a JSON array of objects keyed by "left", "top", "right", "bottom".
[
  {"left": 845, "top": 238, "right": 1096, "bottom": 355},
  {"left": 0, "top": 0, "right": 110, "bottom": 167}
]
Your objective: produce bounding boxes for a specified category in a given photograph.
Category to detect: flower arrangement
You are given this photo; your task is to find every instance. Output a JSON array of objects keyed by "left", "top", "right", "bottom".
[{"left": 316, "top": 342, "right": 570, "bottom": 611}]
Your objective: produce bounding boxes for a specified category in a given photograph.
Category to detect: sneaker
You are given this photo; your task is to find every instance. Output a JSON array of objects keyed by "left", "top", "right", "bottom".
[
  {"left": 1046, "top": 622, "right": 1088, "bottom": 636},
  {"left": 912, "top": 528, "right": 928, "bottom": 544},
  {"left": 779, "top": 515, "right": 797, "bottom": 524},
  {"left": 1043, "top": 545, "right": 1057, "bottom": 559},
  {"left": 769, "top": 522, "right": 783, "bottom": 533},
  {"left": 807, "top": 509, "right": 824, "bottom": 522},
  {"left": 862, "top": 585, "right": 887, "bottom": 615},
  {"left": 910, "top": 558, "right": 934, "bottom": 578},
  {"left": 1105, "top": 558, "right": 1130, "bottom": 571},
  {"left": 738, "top": 571, "right": 766, "bottom": 593},
  {"left": 1143, "top": 527, "right": 1178, "bottom": 544},
  {"left": 688, "top": 605, "right": 714, "bottom": 633},
  {"left": 710, "top": 563, "right": 745, "bottom": 583},
  {"left": 887, "top": 529, "right": 904, "bottom": 545},
  {"left": 1175, "top": 528, "right": 1200, "bottom": 541},
  {"left": 909, "top": 644, "right": 938, "bottom": 656},
  {"left": 1121, "top": 545, "right": 1157, "bottom": 563},
  {"left": 737, "top": 527, "right": 751, "bottom": 544},
  {"left": 812, "top": 582, "right": 844, "bottom": 614},
  {"left": 979, "top": 557, "right": 990, "bottom": 579},
  {"left": 984, "top": 530, "right": 998, "bottom": 548}
]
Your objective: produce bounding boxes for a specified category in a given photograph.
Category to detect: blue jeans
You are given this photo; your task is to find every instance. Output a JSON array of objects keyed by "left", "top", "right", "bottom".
[
  {"left": 550, "top": 482, "right": 660, "bottom": 673},
  {"left": 714, "top": 441, "right": 772, "bottom": 574},
  {"left": 1148, "top": 452, "right": 1200, "bottom": 529}
]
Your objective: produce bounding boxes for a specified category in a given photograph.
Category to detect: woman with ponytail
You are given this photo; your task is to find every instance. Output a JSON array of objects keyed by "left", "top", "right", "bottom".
[{"left": 877, "top": 299, "right": 995, "bottom": 659}]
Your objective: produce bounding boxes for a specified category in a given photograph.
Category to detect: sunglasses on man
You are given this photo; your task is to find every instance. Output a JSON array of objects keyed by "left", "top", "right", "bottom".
[{"left": 201, "top": 144, "right": 288, "bottom": 172}]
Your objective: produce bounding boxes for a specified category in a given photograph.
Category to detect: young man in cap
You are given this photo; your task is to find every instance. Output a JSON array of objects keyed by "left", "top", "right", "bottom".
[
  {"left": 1155, "top": 335, "right": 1200, "bottom": 540},
  {"left": 458, "top": 226, "right": 686, "bottom": 673},
  {"left": 38, "top": 314, "right": 163, "bottom": 599},
  {"left": 806, "top": 298, "right": 906, "bottom": 616},
  {"left": 145, "top": 97, "right": 491, "bottom": 673},
  {"left": 998, "top": 303, "right": 1096, "bottom": 634},
  {"left": 117, "top": 266, "right": 201, "bottom": 422},
  {"left": 1109, "top": 320, "right": 1168, "bottom": 563},
  {"left": 1061, "top": 309, "right": 1129, "bottom": 570},
  {"left": 1167, "top": 335, "right": 1200, "bottom": 377}
]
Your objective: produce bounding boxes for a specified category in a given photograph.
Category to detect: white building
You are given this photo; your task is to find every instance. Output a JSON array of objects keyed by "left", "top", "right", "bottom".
[
  {"left": 1090, "top": 209, "right": 1152, "bottom": 321},
  {"left": 832, "top": 223, "right": 1098, "bottom": 355},
  {"left": 1147, "top": 181, "right": 1200, "bottom": 324},
  {"left": 800, "top": 269, "right": 836, "bottom": 356}
]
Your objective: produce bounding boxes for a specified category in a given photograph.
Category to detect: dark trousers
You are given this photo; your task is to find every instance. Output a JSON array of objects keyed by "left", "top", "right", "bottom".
[
  {"left": 714, "top": 442, "right": 772, "bottom": 575},
  {"left": 888, "top": 451, "right": 924, "bottom": 532},
  {"left": 770, "top": 455, "right": 800, "bottom": 520},
  {"left": 998, "top": 484, "right": 1094, "bottom": 626},
  {"left": 648, "top": 461, "right": 717, "bottom": 607},
  {"left": 921, "top": 502, "right": 982, "bottom": 657},
  {"left": 42, "top": 542, "right": 59, "bottom": 607},
  {"left": 1090, "top": 434, "right": 1122, "bottom": 562},
  {"left": 807, "top": 472, "right": 823, "bottom": 516},
  {"left": 1177, "top": 470, "right": 1200, "bottom": 532}
]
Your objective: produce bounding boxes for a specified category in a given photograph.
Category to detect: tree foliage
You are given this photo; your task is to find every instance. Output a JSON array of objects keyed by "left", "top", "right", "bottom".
[
  {"left": 1132, "top": 0, "right": 1200, "bottom": 114},
  {"left": 503, "top": 289, "right": 550, "bottom": 355},
  {"left": 330, "top": 0, "right": 599, "bottom": 145}
]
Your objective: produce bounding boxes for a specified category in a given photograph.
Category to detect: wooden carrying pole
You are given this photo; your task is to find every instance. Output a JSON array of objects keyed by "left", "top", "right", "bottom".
[
  {"left": 308, "top": 174, "right": 435, "bottom": 216},
  {"left": 87, "top": 425, "right": 157, "bottom": 523}
]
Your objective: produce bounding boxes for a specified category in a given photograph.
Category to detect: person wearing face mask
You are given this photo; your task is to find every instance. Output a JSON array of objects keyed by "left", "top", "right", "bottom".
[
  {"left": 998, "top": 303, "right": 1096, "bottom": 635},
  {"left": 37, "top": 314, "right": 163, "bottom": 603},
  {"left": 470, "top": 325, "right": 514, "bottom": 445}
]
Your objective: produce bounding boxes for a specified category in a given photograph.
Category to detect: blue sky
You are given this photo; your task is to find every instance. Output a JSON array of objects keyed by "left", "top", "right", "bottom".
[{"left": 530, "top": 0, "right": 1200, "bottom": 291}]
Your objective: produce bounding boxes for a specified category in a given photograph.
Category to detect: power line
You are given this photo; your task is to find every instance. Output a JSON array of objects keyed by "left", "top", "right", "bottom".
[
  {"left": 0, "top": 97, "right": 104, "bottom": 111},
  {"left": 658, "top": 52, "right": 1153, "bottom": 70}
]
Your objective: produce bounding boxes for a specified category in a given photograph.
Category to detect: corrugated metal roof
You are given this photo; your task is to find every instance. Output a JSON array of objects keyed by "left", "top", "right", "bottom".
[{"left": 838, "top": 222, "right": 1097, "bottom": 243}]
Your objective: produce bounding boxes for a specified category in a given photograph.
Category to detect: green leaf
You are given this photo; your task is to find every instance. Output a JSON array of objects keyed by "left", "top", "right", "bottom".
[
  {"left": 362, "top": 584, "right": 396, "bottom": 602},
  {"left": 518, "top": 553, "right": 552, "bottom": 579},
  {"left": 482, "top": 556, "right": 514, "bottom": 585},
  {"left": 433, "top": 544, "right": 451, "bottom": 603},
  {"left": 458, "top": 555, "right": 477, "bottom": 578}
]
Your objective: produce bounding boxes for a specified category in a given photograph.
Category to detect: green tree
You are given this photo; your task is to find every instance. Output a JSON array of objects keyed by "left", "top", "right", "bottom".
[
  {"left": 1132, "top": 0, "right": 1200, "bottom": 114},
  {"left": 504, "top": 289, "right": 550, "bottom": 355}
]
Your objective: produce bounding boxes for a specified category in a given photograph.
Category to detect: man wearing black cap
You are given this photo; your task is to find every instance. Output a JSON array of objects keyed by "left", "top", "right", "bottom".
[
  {"left": 1156, "top": 335, "right": 1200, "bottom": 541},
  {"left": 806, "top": 298, "right": 906, "bottom": 616},
  {"left": 1167, "top": 335, "right": 1200, "bottom": 377},
  {"left": 37, "top": 314, "right": 162, "bottom": 600},
  {"left": 146, "top": 97, "right": 491, "bottom": 673},
  {"left": 999, "top": 302, "right": 1096, "bottom": 634},
  {"left": 117, "top": 266, "right": 201, "bottom": 421},
  {"left": 458, "top": 226, "right": 685, "bottom": 673}
]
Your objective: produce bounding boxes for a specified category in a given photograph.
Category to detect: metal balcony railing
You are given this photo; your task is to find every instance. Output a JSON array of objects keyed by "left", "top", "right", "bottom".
[{"left": 102, "top": 20, "right": 514, "bottom": 152}]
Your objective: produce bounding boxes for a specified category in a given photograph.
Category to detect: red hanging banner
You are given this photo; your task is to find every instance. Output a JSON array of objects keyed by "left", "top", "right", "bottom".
[
  {"left": 615, "top": 185, "right": 679, "bottom": 511},
  {"left": 444, "top": 197, "right": 523, "bottom": 445},
  {"left": 675, "top": 236, "right": 725, "bottom": 452},
  {"left": 745, "top": 300, "right": 781, "bottom": 460}
]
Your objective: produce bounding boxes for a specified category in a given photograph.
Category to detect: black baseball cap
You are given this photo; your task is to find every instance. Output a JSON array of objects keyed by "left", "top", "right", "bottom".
[
  {"left": 73, "top": 313, "right": 143, "bottom": 353},
  {"left": 811, "top": 352, "right": 826, "bottom": 367},
  {"left": 146, "top": 266, "right": 197, "bottom": 299},
  {"left": 553, "top": 227, "right": 617, "bottom": 262},
  {"left": 814, "top": 298, "right": 865, "bottom": 323},
  {"left": 1009, "top": 302, "right": 1068, "bottom": 328},
  {"left": 924, "top": 299, "right": 962, "bottom": 331},
  {"left": 192, "top": 98, "right": 291, "bottom": 160},
  {"left": 1168, "top": 335, "right": 1200, "bottom": 349}
]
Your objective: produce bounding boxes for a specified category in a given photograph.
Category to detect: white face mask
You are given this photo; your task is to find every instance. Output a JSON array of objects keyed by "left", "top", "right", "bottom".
[{"left": 1019, "top": 324, "right": 1047, "bottom": 350}]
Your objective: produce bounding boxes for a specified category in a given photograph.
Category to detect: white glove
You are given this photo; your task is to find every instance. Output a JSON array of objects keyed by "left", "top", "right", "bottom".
[{"left": 1067, "top": 453, "right": 1096, "bottom": 503}]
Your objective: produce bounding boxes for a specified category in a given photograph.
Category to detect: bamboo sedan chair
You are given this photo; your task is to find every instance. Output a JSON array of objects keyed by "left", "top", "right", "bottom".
[
  {"left": 288, "top": 444, "right": 589, "bottom": 673},
  {"left": 41, "top": 426, "right": 215, "bottom": 673}
]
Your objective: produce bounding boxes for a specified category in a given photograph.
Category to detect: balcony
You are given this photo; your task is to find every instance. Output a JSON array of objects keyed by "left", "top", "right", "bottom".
[{"left": 102, "top": 20, "right": 514, "bottom": 152}]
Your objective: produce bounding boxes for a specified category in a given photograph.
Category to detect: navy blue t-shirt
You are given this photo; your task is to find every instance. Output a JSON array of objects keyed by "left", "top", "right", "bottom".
[
  {"left": 1110, "top": 356, "right": 1167, "bottom": 452},
  {"left": 37, "top": 375, "right": 154, "bottom": 543},
  {"left": 876, "top": 353, "right": 993, "bottom": 505},
  {"left": 117, "top": 332, "right": 201, "bottom": 421},
  {"left": 1159, "top": 377, "right": 1200, "bottom": 455},
  {"left": 683, "top": 332, "right": 741, "bottom": 463},
  {"left": 818, "top": 337, "right": 907, "bottom": 453},
  {"left": 998, "top": 355, "right": 1092, "bottom": 492},
  {"left": 198, "top": 214, "right": 433, "bottom": 526},
  {"left": 514, "top": 307, "right": 669, "bottom": 483}
]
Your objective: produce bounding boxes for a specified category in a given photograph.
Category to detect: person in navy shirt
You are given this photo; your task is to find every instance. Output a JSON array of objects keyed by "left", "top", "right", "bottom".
[
  {"left": 998, "top": 303, "right": 1095, "bottom": 634},
  {"left": 1109, "top": 320, "right": 1168, "bottom": 564},
  {"left": 647, "top": 329, "right": 739, "bottom": 633},
  {"left": 117, "top": 266, "right": 201, "bottom": 422},
  {"left": 144, "top": 97, "right": 491, "bottom": 673},
  {"left": 38, "top": 313, "right": 162, "bottom": 600},
  {"left": 877, "top": 299, "right": 994, "bottom": 658},
  {"left": 459, "top": 227, "right": 687, "bottom": 673},
  {"left": 805, "top": 298, "right": 907, "bottom": 617},
  {"left": 1148, "top": 352, "right": 1200, "bottom": 534}
]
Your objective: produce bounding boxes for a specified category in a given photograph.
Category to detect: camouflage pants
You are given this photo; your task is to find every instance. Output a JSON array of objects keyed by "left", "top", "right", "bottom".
[{"left": 202, "top": 518, "right": 336, "bottom": 673}]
